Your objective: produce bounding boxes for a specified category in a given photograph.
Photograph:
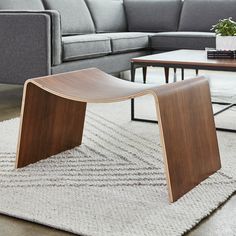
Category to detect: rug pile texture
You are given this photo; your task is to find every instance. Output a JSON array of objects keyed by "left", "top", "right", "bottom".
[{"left": 0, "top": 102, "right": 235, "bottom": 236}]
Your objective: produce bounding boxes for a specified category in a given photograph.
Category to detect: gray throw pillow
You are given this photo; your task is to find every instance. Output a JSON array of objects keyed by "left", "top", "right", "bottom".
[
  {"left": 85, "top": 0, "right": 127, "bottom": 33},
  {"left": 43, "top": 0, "right": 95, "bottom": 35},
  {"left": 0, "top": 0, "right": 44, "bottom": 10},
  {"left": 124, "top": 0, "right": 182, "bottom": 32}
]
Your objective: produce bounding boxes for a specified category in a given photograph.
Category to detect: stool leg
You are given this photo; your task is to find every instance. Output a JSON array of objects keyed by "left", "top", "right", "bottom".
[
  {"left": 153, "top": 77, "right": 221, "bottom": 202},
  {"left": 16, "top": 82, "right": 87, "bottom": 168}
]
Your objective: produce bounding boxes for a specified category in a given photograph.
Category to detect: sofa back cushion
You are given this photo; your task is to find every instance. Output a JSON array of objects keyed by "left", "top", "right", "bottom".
[
  {"left": 0, "top": 0, "right": 44, "bottom": 10},
  {"left": 124, "top": 0, "right": 182, "bottom": 32},
  {"left": 43, "top": 0, "right": 95, "bottom": 35},
  {"left": 85, "top": 0, "right": 127, "bottom": 33},
  {"left": 179, "top": 0, "right": 236, "bottom": 32}
]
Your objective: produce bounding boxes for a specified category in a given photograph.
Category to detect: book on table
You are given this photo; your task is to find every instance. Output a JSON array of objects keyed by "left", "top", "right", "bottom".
[{"left": 206, "top": 48, "right": 236, "bottom": 59}]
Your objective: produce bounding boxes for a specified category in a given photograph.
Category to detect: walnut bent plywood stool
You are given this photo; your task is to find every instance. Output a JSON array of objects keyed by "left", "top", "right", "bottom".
[{"left": 16, "top": 68, "right": 221, "bottom": 202}]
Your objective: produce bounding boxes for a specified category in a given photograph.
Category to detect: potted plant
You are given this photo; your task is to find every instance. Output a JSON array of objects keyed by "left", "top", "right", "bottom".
[{"left": 211, "top": 17, "right": 236, "bottom": 50}]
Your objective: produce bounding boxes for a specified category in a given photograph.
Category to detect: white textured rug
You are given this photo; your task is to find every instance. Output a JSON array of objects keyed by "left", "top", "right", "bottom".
[{"left": 0, "top": 101, "right": 236, "bottom": 236}]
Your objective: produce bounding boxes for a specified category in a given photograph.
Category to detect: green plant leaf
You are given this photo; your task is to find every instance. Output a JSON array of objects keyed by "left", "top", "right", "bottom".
[{"left": 211, "top": 17, "right": 236, "bottom": 36}]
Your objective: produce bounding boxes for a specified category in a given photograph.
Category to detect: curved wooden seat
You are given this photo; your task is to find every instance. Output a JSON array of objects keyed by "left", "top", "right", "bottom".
[
  {"left": 16, "top": 68, "right": 221, "bottom": 202},
  {"left": 30, "top": 68, "right": 156, "bottom": 103}
]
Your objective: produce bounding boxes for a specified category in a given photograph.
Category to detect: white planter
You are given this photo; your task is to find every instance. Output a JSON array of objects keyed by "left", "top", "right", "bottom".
[{"left": 216, "top": 36, "right": 236, "bottom": 50}]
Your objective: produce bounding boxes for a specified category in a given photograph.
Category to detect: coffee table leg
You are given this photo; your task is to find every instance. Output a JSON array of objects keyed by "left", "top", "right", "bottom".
[
  {"left": 181, "top": 68, "right": 184, "bottom": 81},
  {"left": 16, "top": 82, "right": 87, "bottom": 168},
  {"left": 131, "top": 62, "right": 136, "bottom": 121},
  {"left": 173, "top": 68, "right": 177, "bottom": 82},
  {"left": 164, "top": 67, "right": 169, "bottom": 84},
  {"left": 213, "top": 102, "right": 236, "bottom": 133},
  {"left": 153, "top": 78, "right": 221, "bottom": 202},
  {"left": 142, "top": 67, "right": 147, "bottom": 84}
]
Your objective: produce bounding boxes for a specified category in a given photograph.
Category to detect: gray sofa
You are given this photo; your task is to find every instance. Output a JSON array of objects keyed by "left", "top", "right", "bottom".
[{"left": 1, "top": 0, "right": 236, "bottom": 84}]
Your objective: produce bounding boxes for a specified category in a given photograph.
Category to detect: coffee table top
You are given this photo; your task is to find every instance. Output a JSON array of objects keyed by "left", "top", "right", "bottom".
[{"left": 132, "top": 50, "right": 236, "bottom": 69}]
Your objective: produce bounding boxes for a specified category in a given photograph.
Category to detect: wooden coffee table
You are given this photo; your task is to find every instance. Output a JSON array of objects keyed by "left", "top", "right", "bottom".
[
  {"left": 131, "top": 49, "right": 236, "bottom": 132},
  {"left": 16, "top": 68, "right": 220, "bottom": 202}
]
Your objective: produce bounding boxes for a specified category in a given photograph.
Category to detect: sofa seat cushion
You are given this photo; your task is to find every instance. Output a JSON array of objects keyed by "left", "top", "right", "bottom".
[
  {"left": 150, "top": 32, "right": 216, "bottom": 51},
  {"left": 124, "top": 0, "right": 182, "bottom": 32},
  {"left": 62, "top": 34, "right": 111, "bottom": 62},
  {"left": 179, "top": 0, "right": 236, "bottom": 32},
  {"left": 0, "top": 0, "right": 44, "bottom": 10},
  {"left": 43, "top": 0, "right": 95, "bottom": 35},
  {"left": 85, "top": 0, "right": 127, "bottom": 33},
  {"left": 98, "top": 32, "right": 150, "bottom": 53}
]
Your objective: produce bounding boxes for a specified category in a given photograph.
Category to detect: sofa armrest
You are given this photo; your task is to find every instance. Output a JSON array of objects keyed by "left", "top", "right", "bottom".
[
  {"left": 41, "top": 10, "right": 62, "bottom": 66},
  {"left": 0, "top": 10, "right": 62, "bottom": 84},
  {"left": 0, "top": 10, "right": 62, "bottom": 66}
]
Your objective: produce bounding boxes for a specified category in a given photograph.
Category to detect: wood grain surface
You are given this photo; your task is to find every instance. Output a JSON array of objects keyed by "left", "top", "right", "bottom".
[
  {"left": 153, "top": 78, "right": 221, "bottom": 201},
  {"left": 30, "top": 68, "right": 156, "bottom": 103},
  {"left": 16, "top": 68, "right": 221, "bottom": 202},
  {"left": 16, "top": 83, "right": 86, "bottom": 168}
]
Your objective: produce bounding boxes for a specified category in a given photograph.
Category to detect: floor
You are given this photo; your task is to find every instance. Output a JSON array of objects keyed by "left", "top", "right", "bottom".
[{"left": 0, "top": 68, "right": 235, "bottom": 236}]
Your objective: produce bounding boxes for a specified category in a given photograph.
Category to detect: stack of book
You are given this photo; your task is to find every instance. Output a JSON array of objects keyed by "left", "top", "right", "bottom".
[{"left": 207, "top": 49, "right": 236, "bottom": 59}]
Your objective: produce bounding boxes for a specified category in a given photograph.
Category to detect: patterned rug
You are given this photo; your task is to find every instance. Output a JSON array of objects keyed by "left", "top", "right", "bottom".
[{"left": 0, "top": 106, "right": 235, "bottom": 236}]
